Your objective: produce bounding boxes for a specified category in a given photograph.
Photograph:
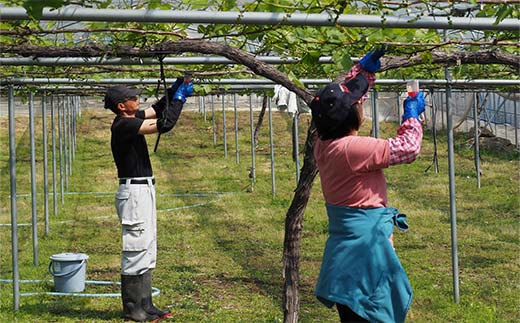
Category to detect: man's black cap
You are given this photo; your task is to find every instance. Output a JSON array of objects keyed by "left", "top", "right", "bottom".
[
  {"left": 310, "top": 73, "right": 369, "bottom": 138},
  {"left": 104, "top": 85, "right": 141, "bottom": 111}
]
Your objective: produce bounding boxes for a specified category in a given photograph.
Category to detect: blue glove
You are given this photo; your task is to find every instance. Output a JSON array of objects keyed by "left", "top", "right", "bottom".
[
  {"left": 151, "top": 77, "right": 185, "bottom": 117},
  {"left": 402, "top": 91, "right": 425, "bottom": 122},
  {"left": 173, "top": 81, "right": 194, "bottom": 103},
  {"left": 359, "top": 47, "right": 386, "bottom": 73},
  {"left": 171, "top": 77, "right": 184, "bottom": 94}
]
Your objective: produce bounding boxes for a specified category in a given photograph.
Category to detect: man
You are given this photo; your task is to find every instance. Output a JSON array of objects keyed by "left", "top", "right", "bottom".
[{"left": 104, "top": 78, "right": 193, "bottom": 322}]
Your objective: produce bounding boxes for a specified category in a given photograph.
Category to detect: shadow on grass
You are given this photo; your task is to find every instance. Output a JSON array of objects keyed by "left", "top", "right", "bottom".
[
  {"left": 20, "top": 299, "right": 120, "bottom": 321},
  {"left": 462, "top": 255, "right": 503, "bottom": 269},
  {"left": 192, "top": 203, "right": 283, "bottom": 303}
]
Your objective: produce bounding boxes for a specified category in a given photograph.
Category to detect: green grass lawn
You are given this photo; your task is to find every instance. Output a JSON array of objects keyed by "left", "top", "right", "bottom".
[{"left": 0, "top": 105, "right": 518, "bottom": 322}]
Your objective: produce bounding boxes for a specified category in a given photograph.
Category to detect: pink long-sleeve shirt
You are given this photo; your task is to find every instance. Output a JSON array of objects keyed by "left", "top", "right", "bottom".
[{"left": 315, "top": 118, "right": 423, "bottom": 208}]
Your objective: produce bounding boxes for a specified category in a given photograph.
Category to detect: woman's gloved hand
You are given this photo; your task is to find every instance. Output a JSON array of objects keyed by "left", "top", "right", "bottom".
[
  {"left": 402, "top": 91, "right": 425, "bottom": 123},
  {"left": 359, "top": 47, "right": 386, "bottom": 72},
  {"left": 173, "top": 81, "right": 194, "bottom": 103}
]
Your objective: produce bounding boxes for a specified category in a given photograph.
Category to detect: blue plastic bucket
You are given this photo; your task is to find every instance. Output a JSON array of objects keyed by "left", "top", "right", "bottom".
[{"left": 48, "top": 253, "right": 89, "bottom": 293}]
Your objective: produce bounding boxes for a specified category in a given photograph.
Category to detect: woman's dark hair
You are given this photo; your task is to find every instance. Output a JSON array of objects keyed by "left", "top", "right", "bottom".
[
  {"left": 317, "top": 103, "right": 361, "bottom": 140},
  {"left": 310, "top": 75, "right": 369, "bottom": 140}
]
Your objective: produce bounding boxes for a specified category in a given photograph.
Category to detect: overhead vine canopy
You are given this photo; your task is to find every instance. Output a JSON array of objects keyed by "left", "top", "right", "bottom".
[{"left": 1, "top": 0, "right": 519, "bottom": 95}]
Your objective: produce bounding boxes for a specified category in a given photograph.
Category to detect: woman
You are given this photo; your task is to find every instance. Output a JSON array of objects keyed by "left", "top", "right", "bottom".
[{"left": 310, "top": 49, "right": 425, "bottom": 323}]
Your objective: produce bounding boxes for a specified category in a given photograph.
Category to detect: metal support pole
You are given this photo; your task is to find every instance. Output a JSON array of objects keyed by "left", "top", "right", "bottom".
[
  {"left": 222, "top": 94, "right": 228, "bottom": 158},
  {"left": 78, "top": 96, "right": 83, "bottom": 117},
  {"left": 58, "top": 96, "right": 64, "bottom": 204},
  {"left": 430, "top": 90, "right": 434, "bottom": 127},
  {"left": 42, "top": 94, "right": 50, "bottom": 235},
  {"left": 202, "top": 96, "right": 206, "bottom": 122},
  {"left": 268, "top": 98, "right": 276, "bottom": 197},
  {"left": 502, "top": 96, "right": 507, "bottom": 140},
  {"left": 514, "top": 99, "right": 518, "bottom": 147},
  {"left": 62, "top": 97, "right": 68, "bottom": 191},
  {"left": 445, "top": 66, "right": 460, "bottom": 303},
  {"left": 211, "top": 95, "right": 216, "bottom": 146},
  {"left": 431, "top": 89, "right": 439, "bottom": 173},
  {"left": 29, "top": 92, "right": 39, "bottom": 266},
  {"left": 51, "top": 95, "right": 58, "bottom": 216},
  {"left": 462, "top": 93, "right": 468, "bottom": 132},
  {"left": 397, "top": 91, "right": 401, "bottom": 125},
  {"left": 2, "top": 7, "right": 518, "bottom": 31},
  {"left": 234, "top": 94, "right": 239, "bottom": 164},
  {"left": 72, "top": 96, "right": 76, "bottom": 160},
  {"left": 293, "top": 112, "right": 300, "bottom": 185},
  {"left": 493, "top": 94, "right": 497, "bottom": 134},
  {"left": 482, "top": 93, "right": 505, "bottom": 133},
  {"left": 8, "top": 85, "right": 20, "bottom": 311},
  {"left": 71, "top": 96, "right": 77, "bottom": 156},
  {"left": 67, "top": 96, "right": 70, "bottom": 174},
  {"left": 441, "top": 92, "right": 446, "bottom": 131},
  {"left": 249, "top": 95, "right": 256, "bottom": 189},
  {"left": 473, "top": 92, "right": 481, "bottom": 188},
  {"left": 372, "top": 89, "right": 379, "bottom": 138},
  {"left": 68, "top": 97, "right": 73, "bottom": 174}
]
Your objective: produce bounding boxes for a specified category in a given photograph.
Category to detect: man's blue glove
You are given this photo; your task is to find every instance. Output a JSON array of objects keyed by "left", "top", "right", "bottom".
[
  {"left": 172, "top": 81, "right": 194, "bottom": 103},
  {"left": 151, "top": 77, "right": 185, "bottom": 117},
  {"left": 359, "top": 47, "right": 386, "bottom": 73},
  {"left": 171, "top": 77, "right": 184, "bottom": 95},
  {"left": 402, "top": 91, "right": 425, "bottom": 123}
]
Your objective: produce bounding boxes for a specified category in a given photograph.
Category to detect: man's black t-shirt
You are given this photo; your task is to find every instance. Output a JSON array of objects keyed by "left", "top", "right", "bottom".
[{"left": 111, "top": 116, "right": 153, "bottom": 178}]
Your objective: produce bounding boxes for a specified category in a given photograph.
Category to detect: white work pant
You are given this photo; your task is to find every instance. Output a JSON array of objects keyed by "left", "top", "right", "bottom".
[{"left": 115, "top": 177, "right": 157, "bottom": 275}]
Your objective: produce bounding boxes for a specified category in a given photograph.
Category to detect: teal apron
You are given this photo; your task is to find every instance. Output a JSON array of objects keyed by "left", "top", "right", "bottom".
[{"left": 315, "top": 204, "right": 412, "bottom": 323}]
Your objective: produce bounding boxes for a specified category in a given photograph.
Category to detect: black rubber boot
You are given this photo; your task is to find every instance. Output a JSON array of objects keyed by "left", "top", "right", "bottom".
[
  {"left": 121, "top": 274, "right": 160, "bottom": 322},
  {"left": 142, "top": 270, "right": 172, "bottom": 319}
]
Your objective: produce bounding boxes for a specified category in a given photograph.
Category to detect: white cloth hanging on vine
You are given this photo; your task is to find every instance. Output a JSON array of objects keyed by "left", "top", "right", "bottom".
[{"left": 273, "top": 84, "right": 298, "bottom": 115}]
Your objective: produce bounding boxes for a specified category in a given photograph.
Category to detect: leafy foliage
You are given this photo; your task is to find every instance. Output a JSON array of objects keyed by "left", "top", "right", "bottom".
[
  {"left": 0, "top": 0, "right": 518, "bottom": 91},
  {"left": 22, "top": 0, "right": 65, "bottom": 19}
]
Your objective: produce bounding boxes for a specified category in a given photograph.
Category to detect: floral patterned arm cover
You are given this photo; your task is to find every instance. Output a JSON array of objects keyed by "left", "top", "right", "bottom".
[{"left": 388, "top": 118, "right": 423, "bottom": 165}]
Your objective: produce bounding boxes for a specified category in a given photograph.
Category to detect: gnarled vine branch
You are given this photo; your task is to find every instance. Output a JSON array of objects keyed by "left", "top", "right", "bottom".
[
  {"left": 0, "top": 40, "right": 313, "bottom": 102},
  {"left": 2, "top": 43, "right": 518, "bottom": 72},
  {"left": 380, "top": 50, "right": 520, "bottom": 71}
]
